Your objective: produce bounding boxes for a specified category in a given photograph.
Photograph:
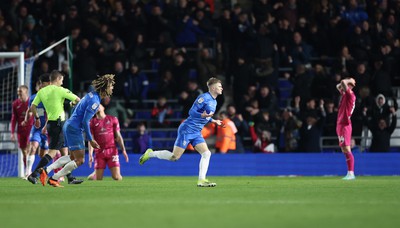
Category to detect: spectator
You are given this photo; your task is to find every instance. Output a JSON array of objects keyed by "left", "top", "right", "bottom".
[
  {"left": 249, "top": 121, "right": 276, "bottom": 153},
  {"left": 323, "top": 100, "right": 338, "bottom": 146},
  {"left": 196, "top": 44, "right": 217, "bottom": 91},
  {"left": 203, "top": 111, "right": 237, "bottom": 154},
  {"left": 179, "top": 80, "right": 203, "bottom": 118},
  {"left": 103, "top": 97, "right": 130, "bottom": 128},
  {"left": 227, "top": 104, "right": 249, "bottom": 153},
  {"left": 123, "top": 63, "right": 149, "bottom": 107},
  {"left": 232, "top": 56, "right": 256, "bottom": 106},
  {"left": 151, "top": 96, "right": 173, "bottom": 127},
  {"left": 132, "top": 122, "right": 153, "bottom": 154},
  {"left": 277, "top": 107, "right": 301, "bottom": 152},
  {"left": 298, "top": 100, "right": 326, "bottom": 152},
  {"left": 365, "top": 107, "right": 397, "bottom": 152}
]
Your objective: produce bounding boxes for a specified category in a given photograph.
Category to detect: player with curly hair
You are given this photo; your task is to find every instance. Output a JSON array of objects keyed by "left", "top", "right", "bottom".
[{"left": 39, "top": 74, "right": 115, "bottom": 187}]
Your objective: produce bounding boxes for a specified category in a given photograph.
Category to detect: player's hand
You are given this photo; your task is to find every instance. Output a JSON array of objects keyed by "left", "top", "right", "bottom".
[
  {"left": 90, "top": 140, "right": 100, "bottom": 149},
  {"left": 212, "top": 119, "right": 225, "bottom": 127},
  {"left": 34, "top": 119, "right": 41, "bottom": 129},
  {"left": 10, "top": 134, "right": 15, "bottom": 142},
  {"left": 21, "top": 120, "right": 27, "bottom": 126},
  {"left": 123, "top": 150, "right": 129, "bottom": 163},
  {"left": 89, "top": 156, "right": 93, "bottom": 168},
  {"left": 41, "top": 127, "right": 47, "bottom": 135},
  {"left": 201, "top": 111, "right": 213, "bottom": 118}
]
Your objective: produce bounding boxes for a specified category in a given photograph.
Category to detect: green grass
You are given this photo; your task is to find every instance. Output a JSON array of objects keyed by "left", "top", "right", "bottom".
[{"left": 1, "top": 176, "right": 399, "bottom": 228}]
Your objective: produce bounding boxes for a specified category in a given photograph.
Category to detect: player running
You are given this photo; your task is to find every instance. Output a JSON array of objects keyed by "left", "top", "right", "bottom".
[
  {"left": 139, "top": 77, "right": 224, "bottom": 187},
  {"left": 87, "top": 104, "right": 129, "bottom": 181},
  {"left": 336, "top": 77, "right": 356, "bottom": 180},
  {"left": 39, "top": 74, "right": 115, "bottom": 187}
]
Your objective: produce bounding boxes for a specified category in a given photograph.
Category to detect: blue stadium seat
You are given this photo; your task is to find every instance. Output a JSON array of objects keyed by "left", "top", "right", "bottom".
[
  {"left": 151, "top": 131, "right": 168, "bottom": 138},
  {"left": 136, "top": 111, "right": 151, "bottom": 119}
]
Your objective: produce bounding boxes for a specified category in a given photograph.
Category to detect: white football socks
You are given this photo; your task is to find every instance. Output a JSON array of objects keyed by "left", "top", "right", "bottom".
[
  {"left": 46, "top": 155, "right": 71, "bottom": 174},
  {"left": 52, "top": 160, "right": 77, "bottom": 180},
  {"left": 26, "top": 155, "right": 35, "bottom": 176},
  {"left": 149, "top": 150, "right": 173, "bottom": 160},
  {"left": 199, "top": 151, "right": 211, "bottom": 180}
]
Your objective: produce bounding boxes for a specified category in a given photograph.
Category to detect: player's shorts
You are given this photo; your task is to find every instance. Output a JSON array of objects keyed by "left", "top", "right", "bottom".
[
  {"left": 94, "top": 147, "right": 120, "bottom": 169},
  {"left": 174, "top": 125, "right": 206, "bottom": 149},
  {"left": 47, "top": 120, "right": 65, "bottom": 150},
  {"left": 29, "top": 127, "right": 49, "bottom": 150},
  {"left": 63, "top": 121, "right": 84, "bottom": 151},
  {"left": 336, "top": 124, "right": 352, "bottom": 147},
  {"left": 17, "top": 129, "right": 30, "bottom": 149}
]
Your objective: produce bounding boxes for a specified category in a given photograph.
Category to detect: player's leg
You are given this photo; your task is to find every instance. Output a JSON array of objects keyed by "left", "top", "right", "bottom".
[
  {"left": 139, "top": 130, "right": 189, "bottom": 164},
  {"left": 18, "top": 131, "right": 30, "bottom": 177},
  {"left": 95, "top": 169, "right": 105, "bottom": 180},
  {"left": 28, "top": 121, "right": 62, "bottom": 183},
  {"left": 110, "top": 167, "right": 122, "bottom": 180},
  {"left": 107, "top": 148, "right": 122, "bottom": 180},
  {"left": 338, "top": 125, "right": 355, "bottom": 180},
  {"left": 87, "top": 171, "right": 96, "bottom": 180},
  {"left": 90, "top": 151, "right": 106, "bottom": 180},
  {"left": 47, "top": 149, "right": 84, "bottom": 187},
  {"left": 194, "top": 140, "right": 216, "bottom": 187},
  {"left": 26, "top": 142, "right": 38, "bottom": 176},
  {"left": 46, "top": 126, "right": 84, "bottom": 187}
]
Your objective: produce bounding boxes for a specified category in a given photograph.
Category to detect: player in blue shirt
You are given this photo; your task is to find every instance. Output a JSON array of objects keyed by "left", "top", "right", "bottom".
[
  {"left": 39, "top": 74, "right": 115, "bottom": 187},
  {"left": 139, "top": 77, "right": 224, "bottom": 187}
]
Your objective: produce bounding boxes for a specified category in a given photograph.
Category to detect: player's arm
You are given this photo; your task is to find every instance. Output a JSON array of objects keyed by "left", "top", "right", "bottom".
[
  {"left": 340, "top": 80, "right": 349, "bottom": 92},
  {"left": 82, "top": 105, "right": 99, "bottom": 148},
  {"left": 10, "top": 102, "right": 16, "bottom": 141},
  {"left": 88, "top": 121, "right": 95, "bottom": 168},
  {"left": 115, "top": 130, "right": 129, "bottom": 163},
  {"left": 336, "top": 83, "right": 343, "bottom": 93},
  {"left": 30, "top": 104, "right": 41, "bottom": 129},
  {"left": 88, "top": 141, "right": 94, "bottom": 168},
  {"left": 31, "top": 94, "right": 42, "bottom": 128},
  {"left": 62, "top": 87, "right": 80, "bottom": 104}
]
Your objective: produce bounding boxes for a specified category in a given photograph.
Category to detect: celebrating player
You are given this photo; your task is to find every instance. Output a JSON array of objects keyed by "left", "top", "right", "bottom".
[
  {"left": 139, "top": 77, "right": 224, "bottom": 187},
  {"left": 11, "top": 85, "right": 34, "bottom": 177},
  {"left": 336, "top": 77, "right": 356, "bottom": 180},
  {"left": 27, "top": 70, "right": 81, "bottom": 184},
  {"left": 40, "top": 74, "right": 115, "bottom": 187},
  {"left": 87, "top": 104, "right": 128, "bottom": 181}
]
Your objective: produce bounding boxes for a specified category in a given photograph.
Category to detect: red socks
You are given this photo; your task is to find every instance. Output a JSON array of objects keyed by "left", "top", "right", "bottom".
[{"left": 344, "top": 152, "right": 354, "bottom": 171}]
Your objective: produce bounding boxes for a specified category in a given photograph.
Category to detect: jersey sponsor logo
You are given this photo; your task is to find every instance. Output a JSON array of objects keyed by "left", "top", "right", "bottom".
[
  {"left": 91, "top": 103, "right": 99, "bottom": 110},
  {"left": 197, "top": 97, "right": 204, "bottom": 103},
  {"left": 95, "top": 123, "right": 100, "bottom": 127}
]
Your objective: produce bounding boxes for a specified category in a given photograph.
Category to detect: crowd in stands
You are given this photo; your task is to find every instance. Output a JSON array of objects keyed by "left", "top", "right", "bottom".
[{"left": 1, "top": 0, "right": 399, "bottom": 153}]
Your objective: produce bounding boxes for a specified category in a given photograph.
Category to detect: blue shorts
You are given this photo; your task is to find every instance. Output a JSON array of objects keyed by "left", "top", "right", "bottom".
[
  {"left": 174, "top": 125, "right": 205, "bottom": 149},
  {"left": 29, "top": 127, "right": 49, "bottom": 150},
  {"left": 63, "top": 122, "right": 85, "bottom": 151}
]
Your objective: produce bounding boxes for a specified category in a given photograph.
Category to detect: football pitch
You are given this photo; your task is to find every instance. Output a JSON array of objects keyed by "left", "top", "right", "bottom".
[{"left": 1, "top": 176, "right": 399, "bottom": 228}]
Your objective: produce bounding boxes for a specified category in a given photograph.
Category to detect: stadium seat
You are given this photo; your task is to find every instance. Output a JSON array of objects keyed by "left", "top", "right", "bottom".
[{"left": 135, "top": 111, "right": 152, "bottom": 119}]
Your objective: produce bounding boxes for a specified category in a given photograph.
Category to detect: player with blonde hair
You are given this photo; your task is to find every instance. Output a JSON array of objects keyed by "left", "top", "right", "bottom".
[{"left": 140, "top": 77, "right": 224, "bottom": 187}]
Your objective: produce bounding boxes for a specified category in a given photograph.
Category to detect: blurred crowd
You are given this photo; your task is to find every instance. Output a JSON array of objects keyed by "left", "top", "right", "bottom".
[{"left": 1, "top": 0, "right": 399, "bottom": 153}]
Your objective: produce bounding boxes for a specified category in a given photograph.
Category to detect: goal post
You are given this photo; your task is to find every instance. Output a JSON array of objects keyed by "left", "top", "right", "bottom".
[{"left": 0, "top": 36, "right": 72, "bottom": 177}]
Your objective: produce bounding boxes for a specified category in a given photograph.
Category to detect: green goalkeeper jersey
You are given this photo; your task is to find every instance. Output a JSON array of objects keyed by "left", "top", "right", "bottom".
[{"left": 32, "top": 85, "right": 78, "bottom": 121}]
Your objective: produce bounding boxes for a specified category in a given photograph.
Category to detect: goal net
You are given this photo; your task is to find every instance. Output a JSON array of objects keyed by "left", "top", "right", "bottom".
[{"left": 0, "top": 36, "right": 72, "bottom": 177}]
